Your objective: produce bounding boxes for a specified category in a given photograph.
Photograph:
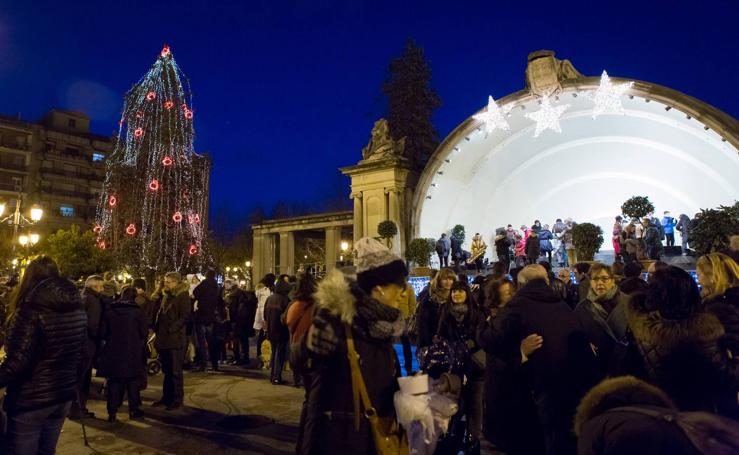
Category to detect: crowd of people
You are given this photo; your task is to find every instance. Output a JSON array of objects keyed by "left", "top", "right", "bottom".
[
  {"left": 436, "top": 211, "right": 718, "bottom": 274},
  {"left": 0, "top": 229, "right": 738, "bottom": 454}
]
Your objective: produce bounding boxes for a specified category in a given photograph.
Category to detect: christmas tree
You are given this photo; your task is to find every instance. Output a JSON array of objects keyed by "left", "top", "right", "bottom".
[{"left": 95, "top": 45, "right": 210, "bottom": 273}]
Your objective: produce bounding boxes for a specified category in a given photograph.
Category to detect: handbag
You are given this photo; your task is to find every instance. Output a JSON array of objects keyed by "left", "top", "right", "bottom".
[{"left": 344, "top": 323, "right": 409, "bottom": 455}]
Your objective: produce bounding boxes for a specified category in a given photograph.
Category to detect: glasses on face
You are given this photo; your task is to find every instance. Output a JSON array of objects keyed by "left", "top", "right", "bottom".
[{"left": 591, "top": 275, "right": 613, "bottom": 283}]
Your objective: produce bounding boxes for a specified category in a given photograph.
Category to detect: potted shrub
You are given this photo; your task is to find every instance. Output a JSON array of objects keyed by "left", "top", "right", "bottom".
[
  {"left": 572, "top": 222, "right": 604, "bottom": 262},
  {"left": 689, "top": 202, "right": 739, "bottom": 256},
  {"left": 405, "top": 238, "right": 435, "bottom": 275},
  {"left": 450, "top": 224, "right": 465, "bottom": 263},
  {"left": 621, "top": 196, "right": 655, "bottom": 222},
  {"left": 377, "top": 220, "right": 399, "bottom": 249}
]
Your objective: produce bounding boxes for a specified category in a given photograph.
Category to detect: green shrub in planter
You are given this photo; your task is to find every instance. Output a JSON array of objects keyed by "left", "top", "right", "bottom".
[
  {"left": 377, "top": 220, "right": 398, "bottom": 239},
  {"left": 621, "top": 196, "right": 655, "bottom": 221},
  {"left": 572, "top": 222, "right": 604, "bottom": 262},
  {"left": 405, "top": 238, "right": 435, "bottom": 267},
  {"left": 451, "top": 224, "right": 466, "bottom": 242},
  {"left": 689, "top": 202, "right": 739, "bottom": 255}
]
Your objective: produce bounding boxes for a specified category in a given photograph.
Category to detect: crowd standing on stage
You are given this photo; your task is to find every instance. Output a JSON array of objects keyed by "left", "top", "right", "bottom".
[{"left": 0, "top": 221, "right": 738, "bottom": 454}]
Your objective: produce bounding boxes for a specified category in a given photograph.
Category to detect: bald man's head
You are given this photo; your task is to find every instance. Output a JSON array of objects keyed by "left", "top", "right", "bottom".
[{"left": 518, "top": 264, "right": 549, "bottom": 286}]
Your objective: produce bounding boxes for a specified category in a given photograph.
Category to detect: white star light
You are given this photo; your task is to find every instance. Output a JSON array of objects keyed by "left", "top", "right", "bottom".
[
  {"left": 473, "top": 95, "right": 511, "bottom": 133},
  {"left": 588, "top": 70, "right": 634, "bottom": 118},
  {"left": 525, "top": 96, "right": 570, "bottom": 137}
]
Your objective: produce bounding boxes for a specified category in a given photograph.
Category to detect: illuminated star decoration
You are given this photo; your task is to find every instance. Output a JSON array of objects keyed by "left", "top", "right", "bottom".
[
  {"left": 473, "top": 95, "right": 511, "bottom": 133},
  {"left": 525, "top": 96, "right": 570, "bottom": 137},
  {"left": 588, "top": 70, "right": 633, "bottom": 118}
]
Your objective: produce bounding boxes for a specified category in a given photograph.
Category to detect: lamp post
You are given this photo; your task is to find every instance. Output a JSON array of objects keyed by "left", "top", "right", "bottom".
[
  {"left": 18, "top": 231, "right": 40, "bottom": 266},
  {"left": 0, "top": 195, "right": 43, "bottom": 260}
]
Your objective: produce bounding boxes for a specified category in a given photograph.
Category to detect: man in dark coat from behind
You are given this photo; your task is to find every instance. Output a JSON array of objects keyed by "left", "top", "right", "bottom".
[
  {"left": 264, "top": 280, "right": 291, "bottom": 384},
  {"left": 226, "top": 281, "right": 257, "bottom": 365},
  {"left": 70, "top": 275, "right": 111, "bottom": 419},
  {"left": 153, "top": 272, "right": 191, "bottom": 410},
  {"left": 98, "top": 286, "right": 148, "bottom": 421},
  {"left": 192, "top": 270, "right": 220, "bottom": 372},
  {"left": 478, "top": 264, "right": 601, "bottom": 455}
]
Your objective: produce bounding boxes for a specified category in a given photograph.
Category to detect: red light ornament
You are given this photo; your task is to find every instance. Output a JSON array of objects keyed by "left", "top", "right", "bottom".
[
  {"left": 164, "top": 100, "right": 174, "bottom": 110},
  {"left": 146, "top": 91, "right": 156, "bottom": 101},
  {"left": 188, "top": 213, "right": 201, "bottom": 224},
  {"left": 172, "top": 211, "right": 183, "bottom": 223},
  {"left": 93, "top": 224, "right": 102, "bottom": 234},
  {"left": 108, "top": 195, "right": 117, "bottom": 207},
  {"left": 97, "top": 241, "right": 106, "bottom": 249},
  {"left": 188, "top": 244, "right": 199, "bottom": 256},
  {"left": 134, "top": 128, "right": 143, "bottom": 138},
  {"left": 135, "top": 111, "right": 144, "bottom": 119},
  {"left": 148, "top": 179, "right": 160, "bottom": 191},
  {"left": 161, "top": 45, "right": 170, "bottom": 58},
  {"left": 184, "top": 109, "right": 193, "bottom": 119},
  {"left": 125, "top": 223, "right": 137, "bottom": 236},
  {"left": 162, "top": 156, "right": 173, "bottom": 166}
]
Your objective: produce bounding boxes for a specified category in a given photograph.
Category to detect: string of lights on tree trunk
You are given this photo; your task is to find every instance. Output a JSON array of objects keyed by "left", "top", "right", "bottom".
[{"left": 95, "top": 45, "right": 209, "bottom": 272}]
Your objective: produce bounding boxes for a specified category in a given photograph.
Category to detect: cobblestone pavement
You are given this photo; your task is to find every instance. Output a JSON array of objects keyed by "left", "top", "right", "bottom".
[
  {"left": 58, "top": 365, "right": 304, "bottom": 455},
  {"left": 57, "top": 363, "right": 503, "bottom": 454}
]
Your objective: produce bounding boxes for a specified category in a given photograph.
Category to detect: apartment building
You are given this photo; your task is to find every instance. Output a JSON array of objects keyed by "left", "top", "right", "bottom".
[{"left": 0, "top": 109, "right": 112, "bottom": 234}]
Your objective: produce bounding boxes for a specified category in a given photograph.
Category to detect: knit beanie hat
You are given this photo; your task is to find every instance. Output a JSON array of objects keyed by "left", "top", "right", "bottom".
[{"left": 354, "top": 237, "right": 408, "bottom": 293}]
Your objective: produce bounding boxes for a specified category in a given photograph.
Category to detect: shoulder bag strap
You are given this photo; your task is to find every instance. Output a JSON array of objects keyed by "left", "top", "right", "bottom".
[{"left": 344, "top": 322, "right": 375, "bottom": 431}]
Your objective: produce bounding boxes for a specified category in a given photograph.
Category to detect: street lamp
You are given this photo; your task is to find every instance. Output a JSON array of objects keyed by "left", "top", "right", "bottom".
[
  {"left": 340, "top": 241, "right": 349, "bottom": 252},
  {"left": 1, "top": 196, "right": 44, "bottom": 259}
]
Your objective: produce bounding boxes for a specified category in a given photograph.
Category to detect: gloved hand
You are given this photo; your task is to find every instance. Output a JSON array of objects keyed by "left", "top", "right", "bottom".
[{"left": 306, "top": 316, "right": 338, "bottom": 355}]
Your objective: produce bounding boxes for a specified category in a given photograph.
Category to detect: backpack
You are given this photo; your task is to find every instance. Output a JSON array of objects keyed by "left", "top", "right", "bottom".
[{"left": 609, "top": 406, "right": 739, "bottom": 455}]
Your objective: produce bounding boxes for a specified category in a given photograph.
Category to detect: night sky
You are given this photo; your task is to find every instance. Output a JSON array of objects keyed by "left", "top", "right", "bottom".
[{"left": 1, "top": 1, "right": 737, "bottom": 237}]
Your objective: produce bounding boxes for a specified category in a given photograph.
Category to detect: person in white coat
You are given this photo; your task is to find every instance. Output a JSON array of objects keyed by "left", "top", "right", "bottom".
[{"left": 253, "top": 273, "right": 275, "bottom": 366}]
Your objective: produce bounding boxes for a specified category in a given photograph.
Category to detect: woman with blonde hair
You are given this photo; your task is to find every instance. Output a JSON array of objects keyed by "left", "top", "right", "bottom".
[
  {"left": 697, "top": 253, "right": 739, "bottom": 355},
  {"left": 416, "top": 267, "right": 456, "bottom": 348}
]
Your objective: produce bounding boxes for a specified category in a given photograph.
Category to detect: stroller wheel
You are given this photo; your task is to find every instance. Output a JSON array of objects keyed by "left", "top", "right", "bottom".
[{"left": 147, "top": 361, "right": 162, "bottom": 376}]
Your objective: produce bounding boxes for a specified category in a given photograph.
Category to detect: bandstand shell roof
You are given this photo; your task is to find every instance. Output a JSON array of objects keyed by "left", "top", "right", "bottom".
[{"left": 413, "top": 76, "right": 739, "bottom": 253}]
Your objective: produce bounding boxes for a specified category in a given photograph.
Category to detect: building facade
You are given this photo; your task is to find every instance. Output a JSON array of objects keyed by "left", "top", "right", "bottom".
[{"left": 0, "top": 109, "right": 112, "bottom": 234}]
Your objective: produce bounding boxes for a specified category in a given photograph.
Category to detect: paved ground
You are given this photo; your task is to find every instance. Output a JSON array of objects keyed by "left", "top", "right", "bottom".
[
  {"left": 57, "top": 363, "right": 502, "bottom": 454},
  {"left": 58, "top": 364, "right": 305, "bottom": 455}
]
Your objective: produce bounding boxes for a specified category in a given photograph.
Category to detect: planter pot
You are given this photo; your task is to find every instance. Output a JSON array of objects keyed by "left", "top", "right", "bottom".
[{"left": 411, "top": 266, "right": 432, "bottom": 277}]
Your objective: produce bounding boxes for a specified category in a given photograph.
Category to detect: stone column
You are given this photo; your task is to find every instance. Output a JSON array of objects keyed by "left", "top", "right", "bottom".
[
  {"left": 325, "top": 227, "right": 339, "bottom": 272},
  {"left": 386, "top": 187, "right": 402, "bottom": 255},
  {"left": 252, "top": 231, "right": 264, "bottom": 283},
  {"left": 279, "top": 231, "right": 295, "bottom": 275},
  {"left": 351, "top": 192, "right": 363, "bottom": 242}
]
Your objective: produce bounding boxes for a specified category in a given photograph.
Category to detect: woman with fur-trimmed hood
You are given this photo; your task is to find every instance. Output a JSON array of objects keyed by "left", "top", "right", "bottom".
[
  {"left": 299, "top": 238, "right": 408, "bottom": 455},
  {"left": 576, "top": 376, "right": 707, "bottom": 455},
  {"left": 619, "top": 266, "right": 738, "bottom": 414}
]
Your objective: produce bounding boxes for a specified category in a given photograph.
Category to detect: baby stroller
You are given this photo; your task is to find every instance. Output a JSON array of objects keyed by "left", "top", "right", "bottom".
[{"left": 146, "top": 332, "right": 162, "bottom": 375}]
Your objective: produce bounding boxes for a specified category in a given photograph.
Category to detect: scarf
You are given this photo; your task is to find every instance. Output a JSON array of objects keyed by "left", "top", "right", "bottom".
[
  {"left": 449, "top": 303, "right": 469, "bottom": 322},
  {"left": 587, "top": 285, "right": 619, "bottom": 315},
  {"left": 353, "top": 290, "right": 405, "bottom": 341}
]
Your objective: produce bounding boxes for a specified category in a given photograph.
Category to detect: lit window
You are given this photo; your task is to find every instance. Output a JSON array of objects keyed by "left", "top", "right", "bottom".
[
  {"left": 92, "top": 153, "right": 105, "bottom": 162},
  {"left": 60, "top": 206, "right": 75, "bottom": 217}
]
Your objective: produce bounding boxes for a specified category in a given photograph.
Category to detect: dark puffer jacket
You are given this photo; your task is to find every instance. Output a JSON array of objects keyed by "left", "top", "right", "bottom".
[
  {"left": 575, "top": 376, "right": 702, "bottom": 455},
  {"left": 264, "top": 280, "right": 291, "bottom": 343},
  {"left": 704, "top": 286, "right": 739, "bottom": 355},
  {"left": 192, "top": 277, "right": 220, "bottom": 324},
  {"left": 624, "top": 295, "right": 736, "bottom": 413},
  {"left": 97, "top": 299, "right": 148, "bottom": 379},
  {"left": 0, "top": 277, "right": 86, "bottom": 413},
  {"left": 155, "top": 282, "right": 191, "bottom": 351}
]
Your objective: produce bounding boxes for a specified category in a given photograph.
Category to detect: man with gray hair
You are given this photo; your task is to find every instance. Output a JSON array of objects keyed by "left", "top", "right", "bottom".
[
  {"left": 70, "top": 275, "right": 110, "bottom": 419},
  {"left": 477, "top": 264, "right": 600, "bottom": 455},
  {"left": 153, "top": 272, "right": 191, "bottom": 410}
]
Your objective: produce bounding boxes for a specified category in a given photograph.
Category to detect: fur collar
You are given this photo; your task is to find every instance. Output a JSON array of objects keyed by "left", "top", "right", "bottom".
[
  {"left": 626, "top": 297, "right": 724, "bottom": 348},
  {"left": 574, "top": 376, "right": 675, "bottom": 436},
  {"left": 315, "top": 269, "right": 356, "bottom": 324}
]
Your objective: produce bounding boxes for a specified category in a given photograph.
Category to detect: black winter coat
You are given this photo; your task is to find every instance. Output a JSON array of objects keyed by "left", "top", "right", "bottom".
[
  {"left": 192, "top": 278, "right": 220, "bottom": 324},
  {"left": 525, "top": 234, "right": 540, "bottom": 260},
  {"left": 494, "top": 235, "right": 512, "bottom": 260},
  {"left": 97, "top": 300, "right": 148, "bottom": 378},
  {"left": 622, "top": 295, "right": 737, "bottom": 413},
  {"left": 155, "top": 282, "right": 191, "bottom": 350},
  {"left": 705, "top": 287, "right": 739, "bottom": 356},
  {"left": 437, "top": 303, "right": 484, "bottom": 378},
  {"left": 264, "top": 281, "right": 291, "bottom": 343},
  {"left": 0, "top": 277, "right": 86, "bottom": 413},
  {"left": 299, "top": 271, "right": 400, "bottom": 455},
  {"left": 80, "top": 288, "right": 110, "bottom": 359},
  {"left": 478, "top": 279, "right": 600, "bottom": 395},
  {"left": 228, "top": 288, "right": 257, "bottom": 337},
  {"left": 574, "top": 289, "right": 629, "bottom": 370},
  {"left": 416, "top": 291, "right": 446, "bottom": 348},
  {"left": 618, "top": 276, "right": 648, "bottom": 295}
]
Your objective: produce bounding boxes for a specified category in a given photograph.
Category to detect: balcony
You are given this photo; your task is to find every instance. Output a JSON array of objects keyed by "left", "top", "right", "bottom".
[
  {"left": 40, "top": 167, "right": 102, "bottom": 181},
  {"left": 40, "top": 187, "right": 93, "bottom": 201},
  {"left": 0, "top": 161, "right": 28, "bottom": 173},
  {"left": 0, "top": 182, "right": 24, "bottom": 192}
]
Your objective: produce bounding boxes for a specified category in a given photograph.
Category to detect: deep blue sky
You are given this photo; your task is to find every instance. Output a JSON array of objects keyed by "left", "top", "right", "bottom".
[{"left": 1, "top": 1, "right": 737, "bottom": 237}]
